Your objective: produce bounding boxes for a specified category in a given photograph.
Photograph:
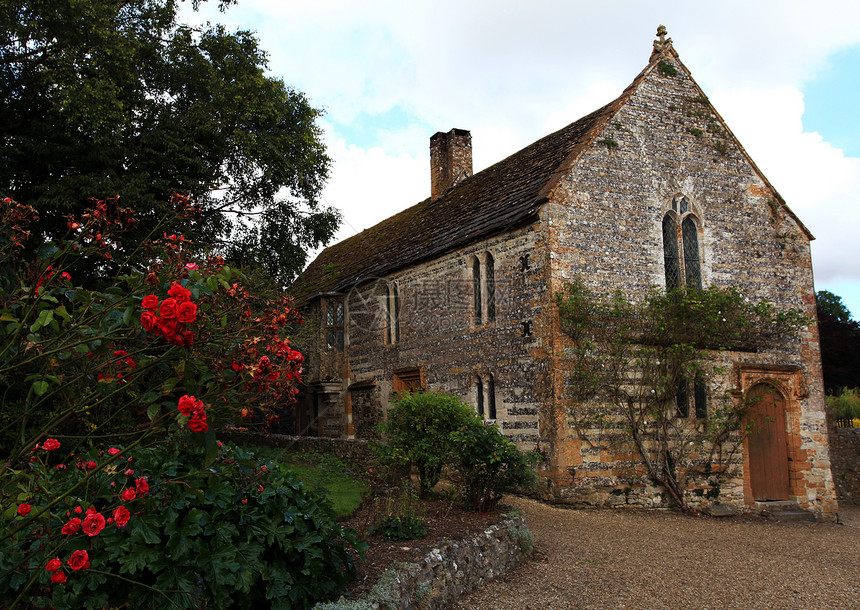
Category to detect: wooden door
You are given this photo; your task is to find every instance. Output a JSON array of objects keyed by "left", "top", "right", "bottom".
[{"left": 746, "top": 384, "right": 790, "bottom": 501}]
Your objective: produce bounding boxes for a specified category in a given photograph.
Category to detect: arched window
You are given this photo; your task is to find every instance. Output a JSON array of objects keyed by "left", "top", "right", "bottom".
[
  {"left": 391, "top": 283, "right": 400, "bottom": 342},
  {"left": 476, "top": 377, "right": 484, "bottom": 416},
  {"left": 682, "top": 217, "right": 702, "bottom": 290},
  {"left": 487, "top": 374, "right": 497, "bottom": 419},
  {"left": 486, "top": 253, "right": 496, "bottom": 322},
  {"left": 382, "top": 281, "right": 400, "bottom": 344},
  {"left": 662, "top": 195, "right": 703, "bottom": 290},
  {"left": 662, "top": 214, "right": 680, "bottom": 290},
  {"left": 472, "top": 256, "right": 482, "bottom": 326}
]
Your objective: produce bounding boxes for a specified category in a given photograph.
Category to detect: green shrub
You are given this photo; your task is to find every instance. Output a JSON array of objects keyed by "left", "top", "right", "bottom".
[
  {"left": 371, "top": 486, "right": 428, "bottom": 541},
  {"left": 827, "top": 388, "right": 860, "bottom": 419},
  {"left": 376, "top": 392, "right": 480, "bottom": 497},
  {"left": 453, "top": 421, "right": 540, "bottom": 512},
  {"left": 0, "top": 440, "right": 365, "bottom": 608}
]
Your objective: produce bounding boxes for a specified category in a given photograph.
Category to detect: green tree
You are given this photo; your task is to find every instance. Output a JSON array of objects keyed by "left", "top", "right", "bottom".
[
  {"left": 816, "top": 290, "right": 854, "bottom": 323},
  {"left": 556, "top": 281, "right": 807, "bottom": 512},
  {"left": 816, "top": 290, "right": 860, "bottom": 392},
  {"left": 0, "top": 0, "right": 338, "bottom": 285}
]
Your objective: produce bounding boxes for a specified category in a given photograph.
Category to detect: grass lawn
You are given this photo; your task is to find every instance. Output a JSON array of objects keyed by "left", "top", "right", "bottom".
[{"left": 243, "top": 445, "right": 368, "bottom": 518}]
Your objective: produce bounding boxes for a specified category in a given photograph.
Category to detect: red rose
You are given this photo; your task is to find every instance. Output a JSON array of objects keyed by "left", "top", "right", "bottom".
[
  {"left": 121, "top": 488, "right": 136, "bottom": 502},
  {"left": 166, "top": 331, "right": 186, "bottom": 346},
  {"left": 45, "top": 558, "right": 62, "bottom": 571},
  {"left": 188, "top": 418, "right": 209, "bottom": 433},
  {"left": 86, "top": 460, "right": 97, "bottom": 470},
  {"left": 42, "top": 438, "right": 60, "bottom": 451},
  {"left": 135, "top": 478, "right": 149, "bottom": 495},
  {"left": 82, "top": 512, "right": 106, "bottom": 536},
  {"left": 113, "top": 505, "right": 131, "bottom": 528},
  {"left": 67, "top": 550, "right": 90, "bottom": 571},
  {"left": 177, "top": 301, "right": 197, "bottom": 324},
  {"left": 17, "top": 503, "right": 30, "bottom": 517},
  {"left": 51, "top": 570, "right": 67, "bottom": 583},
  {"left": 159, "top": 298, "right": 178, "bottom": 319},
  {"left": 107, "top": 447, "right": 120, "bottom": 456},
  {"left": 167, "top": 283, "right": 192, "bottom": 303},
  {"left": 141, "top": 294, "right": 159, "bottom": 310},
  {"left": 231, "top": 362, "right": 244, "bottom": 372},
  {"left": 140, "top": 311, "right": 158, "bottom": 331},
  {"left": 177, "top": 395, "right": 199, "bottom": 416},
  {"left": 61, "top": 517, "right": 81, "bottom": 534}
]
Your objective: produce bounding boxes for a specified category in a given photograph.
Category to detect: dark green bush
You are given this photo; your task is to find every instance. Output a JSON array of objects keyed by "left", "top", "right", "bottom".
[
  {"left": 376, "top": 392, "right": 480, "bottom": 497},
  {"left": 454, "top": 420, "right": 540, "bottom": 512},
  {"left": 0, "top": 440, "right": 364, "bottom": 609}
]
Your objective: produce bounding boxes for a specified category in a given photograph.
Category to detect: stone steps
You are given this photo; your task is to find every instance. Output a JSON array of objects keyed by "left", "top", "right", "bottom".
[{"left": 755, "top": 500, "right": 817, "bottom": 522}]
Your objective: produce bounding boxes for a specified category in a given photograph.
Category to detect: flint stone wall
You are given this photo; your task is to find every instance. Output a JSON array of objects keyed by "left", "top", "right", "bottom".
[
  {"left": 831, "top": 427, "right": 860, "bottom": 505},
  {"left": 315, "top": 515, "right": 532, "bottom": 610}
]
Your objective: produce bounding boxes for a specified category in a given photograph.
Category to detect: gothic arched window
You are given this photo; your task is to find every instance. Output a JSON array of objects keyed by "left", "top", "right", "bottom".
[{"left": 662, "top": 195, "right": 703, "bottom": 290}]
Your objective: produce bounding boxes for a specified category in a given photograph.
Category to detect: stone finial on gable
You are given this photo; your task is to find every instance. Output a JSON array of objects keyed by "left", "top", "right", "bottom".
[{"left": 650, "top": 24, "right": 677, "bottom": 61}]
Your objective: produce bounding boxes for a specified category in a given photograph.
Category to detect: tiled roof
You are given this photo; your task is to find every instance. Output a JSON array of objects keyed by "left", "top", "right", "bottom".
[
  {"left": 290, "top": 48, "right": 812, "bottom": 303},
  {"left": 291, "top": 94, "right": 635, "bottom": 303}
]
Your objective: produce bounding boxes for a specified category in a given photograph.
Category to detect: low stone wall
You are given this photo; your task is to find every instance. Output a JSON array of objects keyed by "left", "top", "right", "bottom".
[
  {"left": 219, "top": 430, "right": 375, "bottom": 465},
  {"left": 314, "top": 515, "right": 533, "bottom": 610},
  {"left": 830, "top": 427, "right": 860, "bottom": 505}
]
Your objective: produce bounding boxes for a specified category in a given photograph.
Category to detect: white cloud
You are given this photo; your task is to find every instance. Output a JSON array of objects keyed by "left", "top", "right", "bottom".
[{"left": 182, "top": 0, "right": 860, "bottom": 312}]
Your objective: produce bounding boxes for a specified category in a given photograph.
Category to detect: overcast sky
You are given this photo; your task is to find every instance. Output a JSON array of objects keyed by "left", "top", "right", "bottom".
[{"left": 183, "top": 0, "right": 860, "bottom": 317}]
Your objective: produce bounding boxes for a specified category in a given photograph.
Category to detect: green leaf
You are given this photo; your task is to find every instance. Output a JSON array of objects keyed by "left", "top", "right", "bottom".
[
  {"left": 122, "top": 304, "right": 135, "bottom": 327},
  {"left": 161, "top": 377, "right": 180, "bottom": 394},
  {"left": 36, "top": 243, "right": 59, "bottom": 260},
  {"left": 146, "top": 404, "right": 160, "bottom": 421}
]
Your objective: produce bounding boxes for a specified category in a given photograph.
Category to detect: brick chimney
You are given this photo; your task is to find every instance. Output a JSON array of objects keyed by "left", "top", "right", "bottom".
[{"left": 430, "top": 128, "right": 472, "bottom": 201}]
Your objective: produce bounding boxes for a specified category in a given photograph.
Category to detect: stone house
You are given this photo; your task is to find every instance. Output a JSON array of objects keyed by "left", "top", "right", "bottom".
[{"left": 289, "top": 29, "right": 838, "bottom": 517}]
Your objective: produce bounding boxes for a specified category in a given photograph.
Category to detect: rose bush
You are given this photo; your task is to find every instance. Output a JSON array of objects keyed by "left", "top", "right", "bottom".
[
  {"left": 0, "top": 194, "right": 304, "bottom": 464},
  {"left": 1, "top": 440, "right": 360, "bottom": 608},
  {"left": 0, "top": 196, "right": 361, "bottom": 606}
]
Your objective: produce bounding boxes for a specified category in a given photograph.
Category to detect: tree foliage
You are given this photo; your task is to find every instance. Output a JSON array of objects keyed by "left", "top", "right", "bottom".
[
  {"left": 816, "top": 290, "right": 860, "bottom": 393},
  {"left": 0, "top": 0, "right": 339, "bottom": 284},
  {"left": 556, "top": 280, "right": 807, "bottom": 511},
  {"left": 816, "top": 290, "right": 854, "bottom": 324}
]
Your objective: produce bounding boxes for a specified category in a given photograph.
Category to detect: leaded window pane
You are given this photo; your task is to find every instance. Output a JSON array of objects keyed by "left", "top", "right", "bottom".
[
  {"left": 694, "top": 379, "right": 707, "bottom": 419},
  {"left": 488, "top": 374, "right": 497, "bottom": 419},
  {"left": 486, "top": 253, "right": 496, "bottom": 322},
  {"left": 393, "top": 285, "right": 400, "bottom": 342},
  {"left": 473, "top": 257, "right": 482, "bottom": 325},
  {"left": 679, "top": 196, "right": 689, "bottom": 215},
  {"left": 335, "top": 302, "right": 344, "bottom": 325},
  {"left": 477, "top": 378, "right": 484, "bottom": 416},
  {"left": 676, "top": 376, "right": 689, "bottom": 418},
  {"left": 326, "top": 305, "right": 334, "bottom": 326},
  {"left": 682, "top": 217, "right": 702, "bottom": 290},
  {"left": 662, "top": 215, "right": 680, "bottom": 290}
]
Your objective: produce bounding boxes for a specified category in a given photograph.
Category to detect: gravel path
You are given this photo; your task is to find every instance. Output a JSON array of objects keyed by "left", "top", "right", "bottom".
[{"left": 455, "top": 498, "right": 860, "bottom": 609}]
